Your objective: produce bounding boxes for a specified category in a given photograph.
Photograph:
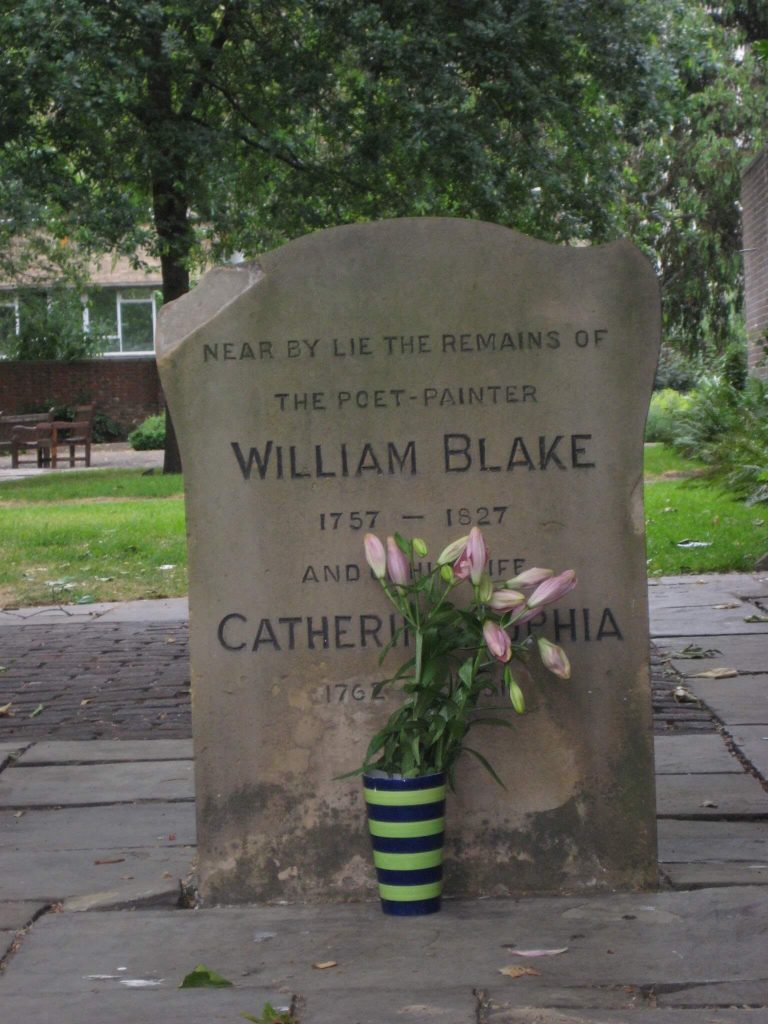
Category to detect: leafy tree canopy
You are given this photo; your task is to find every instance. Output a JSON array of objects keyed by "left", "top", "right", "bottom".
[{"left": 1, "top": 0, "right": 766, "bottom": 356}]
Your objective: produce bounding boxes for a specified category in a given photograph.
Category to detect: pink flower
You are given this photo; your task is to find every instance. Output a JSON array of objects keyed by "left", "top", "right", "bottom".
[
  {"left": 452, "top": 547, "right": 472, "bottom": 581},
  {"left": 488, "top": 589, "right": 526, "bottom": 612},
  {"left": 526, "top": 570, "right": 577, "bottom": 609},
  {"left": 467, "top": 527, "right": 488, "bottom": 585},
  {"left": 505, "top": 567, "right": 554, "bottom": 590},
  {"left": 386, "top": 536, "right": 410, "bottom": 586},
  {"left": 537, "top": 637, "right": 571, "bottom": 679},
  {"left": 483, "top": 620, "right": 512, "bottom": 663},
  {"left": 363, "top": 533, "right": 386, "bottom": 579}
]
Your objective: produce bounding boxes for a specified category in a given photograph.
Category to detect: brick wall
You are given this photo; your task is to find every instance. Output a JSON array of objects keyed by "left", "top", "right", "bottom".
[
  {"left": 742, "top": 149, "right": 768, "bottom": 380},
  {"left": 0, "top": 355, "right": 164, "bottom": 432}
]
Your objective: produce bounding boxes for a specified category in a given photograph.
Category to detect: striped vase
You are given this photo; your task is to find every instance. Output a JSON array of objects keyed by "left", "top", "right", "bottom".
[{"left": 363, "top": 770, "right": 446, "bottom": 916}]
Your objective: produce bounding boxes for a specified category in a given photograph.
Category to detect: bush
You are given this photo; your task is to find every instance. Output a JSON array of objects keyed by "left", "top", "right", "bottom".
[
  {"left": 128, "top": 413, "right": 166, "bottom": 451},
  {"left": 645, "top": 389, "right": 693, "bottom": 444},
  {"left": 673, "top": 375, "right": 768, "bottom": 505}
]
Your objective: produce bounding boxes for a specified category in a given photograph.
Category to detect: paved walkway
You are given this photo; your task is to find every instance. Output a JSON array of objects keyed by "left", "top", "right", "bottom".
[
  {"left": 0, "top": 441, "right": 164, "bottom": 480},
  {"left": 0, "top": 573, "right": 766, "bottom": 1022}
]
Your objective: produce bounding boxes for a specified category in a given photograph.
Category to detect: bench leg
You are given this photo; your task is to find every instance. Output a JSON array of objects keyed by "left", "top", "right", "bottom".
[{"left": 69, "top": 443, "right": 76, "bottom": 468}]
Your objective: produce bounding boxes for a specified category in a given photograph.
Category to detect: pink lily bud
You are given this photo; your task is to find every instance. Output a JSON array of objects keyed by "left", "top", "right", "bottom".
[
  {"left": 452, "top": 547, "right": 472, "bottom": 581},
  {"left": 363, "top": 533, "right": 387, "bottom": 579},
  {"left": 505, "top": 567, "right": 554, "bottom": 590},
  {"left": 483, "top": 620, "right": 512, "bottom": 663},
  {"left": 467, "top": 527, "right": 488, "bottom": 585},
  {"left": 537, "top": 637, "right": 571, "bottom": 679},
  {"left": 386, "top": 536, "right": 410, "bottom": 586},
  {"left": 526, "top": 570, "right": 577, "bottom": 609},
  {"left": 437, "top": 535, "right": 469, "bottom": 565},
  {"left": 488, "top": 589, "right": 526, "bottom": 612}
]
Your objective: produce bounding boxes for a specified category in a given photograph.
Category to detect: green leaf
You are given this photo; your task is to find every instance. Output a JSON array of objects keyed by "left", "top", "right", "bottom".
[
  {"left": 464, "top": 747, "right": 506, "bottom": 789},
  {"left": 458, "top": 657, "right": 475, "bottom": 687},
  {"left": 394, "top": 532, "right": 412, "bottom": 555},
  {"left": 178, "top": 964, "right": 234, "bottom": 989}
]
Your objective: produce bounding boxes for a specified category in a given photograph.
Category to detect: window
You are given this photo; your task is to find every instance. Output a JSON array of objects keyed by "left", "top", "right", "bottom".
[
  {"left": 86, "top": 287, "right": 160, "bottom": 354},
  {"left": 0, "top": 286, "right": 160, "bottom": 356}
]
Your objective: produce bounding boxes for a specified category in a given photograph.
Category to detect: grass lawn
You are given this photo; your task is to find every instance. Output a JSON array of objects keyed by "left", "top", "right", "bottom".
[
  {"left": 0, "top": 470, "right": 187, "bottom": 607},
  {"left": 0, "top": 451, "right": 765, "bottom": 606}
]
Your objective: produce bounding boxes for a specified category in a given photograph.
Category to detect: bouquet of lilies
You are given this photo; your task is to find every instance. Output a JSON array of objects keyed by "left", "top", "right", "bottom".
[{"left": 354, "top": 527, "right": 576, "bottom": 785}]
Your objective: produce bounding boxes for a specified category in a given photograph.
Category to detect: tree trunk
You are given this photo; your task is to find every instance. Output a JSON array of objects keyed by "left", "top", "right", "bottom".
[{"left": 144, "top": 24, "right": 195, "bottom": 475}]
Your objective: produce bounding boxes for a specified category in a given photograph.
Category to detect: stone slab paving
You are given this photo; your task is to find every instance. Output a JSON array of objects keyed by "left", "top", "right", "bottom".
[
  {"left": 655, "top": 772, "right": 768, "bottom": 818},
  {"left": 685, "top": 678, "right": 768, "bottom": 728},
  {"left": 2, "top": 889, "right": 768, "bottom": 1018},
  {"left": 650, "top": 572, "right": 768, "bottom": 598},
  {"left": 728, "top": 725, "right": 768, "bottom": 778},
  {"left": 649, "top": 606, "right": 768, "bottom": 637},
  {"left": 659, "top": 634, "right": 768, "bottom": 677},
  {"left": 661, "top": 862, "right": 768, "bottom": 887},
  {"left": 653, "top": 734, "right": 742, "bottom": 774},
  {"left": 488, "top": 1013, "right": 768, "bottom": 1024},
  {"left": 0, "top": 846, "right": 195, "bottom": 903},
  {"left": 0, "top": 901, "right": 47, "bottom": 932},
  {"left": 16, "top": 738, "right": 193, "bottom": 764},
  {"left": 0, "top": 802, "right": 196, "bottom": 851},
  {"left": 657, "top": 819, "right": 768, "bottom": 864},
  {"left": 0, "top": 760, "right": 194, "bottom": 807}
]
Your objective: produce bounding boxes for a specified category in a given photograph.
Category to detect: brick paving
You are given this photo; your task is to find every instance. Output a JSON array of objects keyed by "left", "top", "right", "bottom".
[
  {"left": 0, "top": 621, "right": 714, "bottom": 742},
  {"left": 0, "top": 622, "right": 191, "bottom": 741}
]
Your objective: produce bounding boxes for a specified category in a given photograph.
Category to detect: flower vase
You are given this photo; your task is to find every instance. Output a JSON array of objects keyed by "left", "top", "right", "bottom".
[{"left": 362, "top": 770, "right": 446, "bottom": 916}]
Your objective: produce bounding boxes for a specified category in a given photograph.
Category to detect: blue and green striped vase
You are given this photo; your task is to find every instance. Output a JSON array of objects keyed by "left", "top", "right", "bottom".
[{"left": 362, "top": 770, "right": 446, "bottom": 916}]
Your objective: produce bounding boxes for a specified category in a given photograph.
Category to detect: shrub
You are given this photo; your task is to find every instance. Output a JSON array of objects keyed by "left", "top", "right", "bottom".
[
  {"left": 674, "top": 375, "right": 768, "bottom": 505},
  {"left": 645, "top": 389, "right": 693, "bottom": 444},
  {"left": 128, "top": 413, "right": 166, "bottom": 450}
]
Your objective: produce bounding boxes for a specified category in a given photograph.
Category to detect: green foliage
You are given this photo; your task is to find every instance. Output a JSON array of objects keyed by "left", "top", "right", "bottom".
[
  {"left": 645, "top": 389, "right": 694, "bottom": 444},
  {"left": 0, "top": 288, "right": 107, "bottom": 361},
  {"left": 673, "top": 375, "right": 768, "bottom": 504},
  {"left": 653, "top": 347, "right": 701, "bottom": 392},
  {"left": 128, "top": 414, "right": 166, "bottom": 451},
  {"left": 2, "top": 0, "right": 765, "bottom": 359}
]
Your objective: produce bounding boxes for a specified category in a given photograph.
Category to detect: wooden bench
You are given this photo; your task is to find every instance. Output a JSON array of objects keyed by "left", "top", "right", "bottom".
[
  {"left": 0, "top": 411, "right": 54, "bottom": 462},
  {"left": 6, "top": 406, "right": 95, "bottom": 469}
]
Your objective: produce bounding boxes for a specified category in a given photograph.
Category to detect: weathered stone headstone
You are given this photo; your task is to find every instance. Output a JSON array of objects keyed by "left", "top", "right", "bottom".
[{"left": 157, "top": 219, "right": 660, "bottom": 904}]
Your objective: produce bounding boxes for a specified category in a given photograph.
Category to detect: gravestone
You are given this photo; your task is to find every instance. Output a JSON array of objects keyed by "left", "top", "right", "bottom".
[{"left": 156, "top": 219, "right": 660, "bottom": 904}]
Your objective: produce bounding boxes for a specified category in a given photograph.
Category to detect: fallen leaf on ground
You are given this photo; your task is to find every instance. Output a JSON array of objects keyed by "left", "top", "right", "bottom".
[
  {"left": 80, "top": 698, "right": 93, "bottom": 706},
  {"left": 701, "top": 800, "right": 718, "bottom": 808},
  {"left": 713, "top": 603, "right": 740, "bottom": 610},
  {"left": 14, "top": 811, "right": 24, "bottom": 819},
  {"left": 179, "top": 964, "right": 233, "bottom": 988},
  {"left": 312, "top": 961, "right": 338, "bottom": 970},
  {"left": 745, "top": 614, "right": 768, "bottom": 623},
  {"left": 669, "top": 644, "right": 722, "bottom": 659},
  {"left": 499, "top": 965, "right": 540, "bottom": 978},
  {"left": 0, "top": 702, "right": 14, "bottom": 716},
  {"left": 29, "top": 704, "right": 44, "bottom": 718},
  {"left": 94, "top": 857, "right": 125, "bottom": 865},
  {"left": 692, "top": 667, "right": 738, "bottom": 679},
  {"left": 508, "top": 948, "right": 568, "bottom": 957}
]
